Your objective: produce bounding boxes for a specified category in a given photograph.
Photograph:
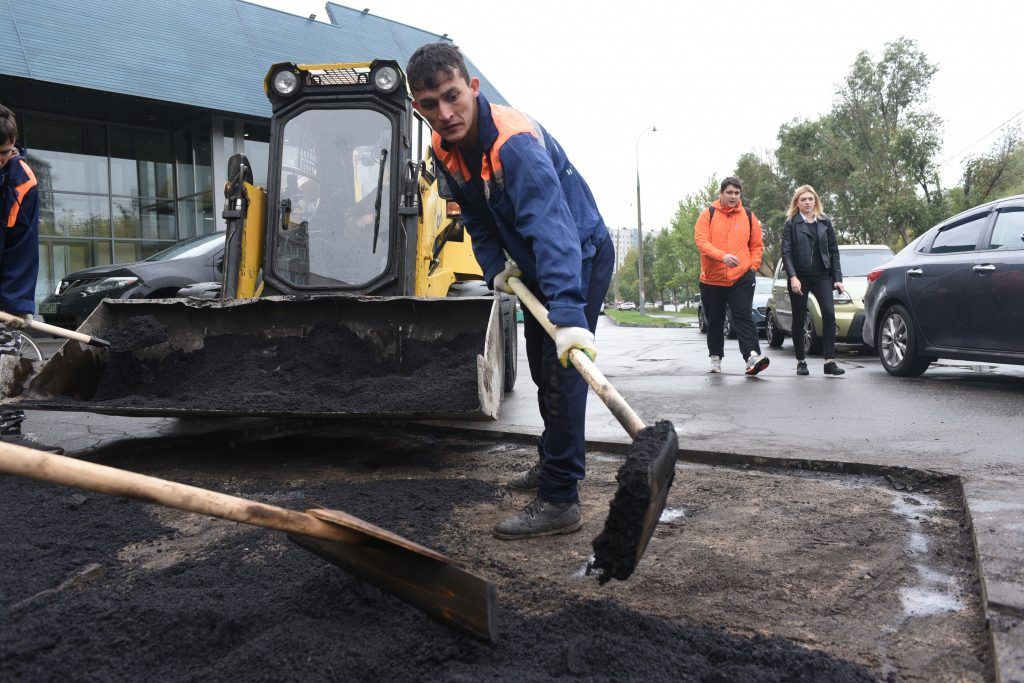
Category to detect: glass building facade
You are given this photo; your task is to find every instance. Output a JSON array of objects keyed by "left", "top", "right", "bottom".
[{"left": 9, "top": 105, "right": 269, "bottom": 306}]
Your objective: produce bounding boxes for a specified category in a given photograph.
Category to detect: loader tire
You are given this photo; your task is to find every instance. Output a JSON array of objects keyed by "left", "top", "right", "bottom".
[{"left": 500, "top": 294, "right": 518, "bottom": 393}]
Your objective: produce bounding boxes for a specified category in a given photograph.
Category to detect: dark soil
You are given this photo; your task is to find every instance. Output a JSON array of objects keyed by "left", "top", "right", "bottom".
[
  {"left": 0, "top": 427, "right": 991, "bottom": 681},
  {"left": 69, "top": 317, "right": 481, "bottom": 414}
]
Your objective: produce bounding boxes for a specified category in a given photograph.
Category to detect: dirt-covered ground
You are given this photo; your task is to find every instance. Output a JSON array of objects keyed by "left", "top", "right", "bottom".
[{"left": 0, "top": 425, "right": 992, "bottom": 681}]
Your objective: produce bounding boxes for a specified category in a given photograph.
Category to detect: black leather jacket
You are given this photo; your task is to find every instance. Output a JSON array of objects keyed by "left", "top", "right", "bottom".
[{"left": 781, "top": 214, "right": 842, "bottom": 283}]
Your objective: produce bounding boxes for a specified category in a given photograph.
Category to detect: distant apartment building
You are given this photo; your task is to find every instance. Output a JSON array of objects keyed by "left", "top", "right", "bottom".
[{"left": 608, "top": 227, "right": 638, "bottom": 271}]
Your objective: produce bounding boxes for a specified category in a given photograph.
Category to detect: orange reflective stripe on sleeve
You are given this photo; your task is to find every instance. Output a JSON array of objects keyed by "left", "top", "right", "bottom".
[
  {"left": 482, "top": 105, "right": 539, "bottom": 183},
  {"left": 6, "top": 159, "right": 37, "bottom": 228}
]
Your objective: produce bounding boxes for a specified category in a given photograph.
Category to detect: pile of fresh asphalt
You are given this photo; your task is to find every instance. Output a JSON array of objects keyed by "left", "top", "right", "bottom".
[
  {"left": 0, "top": 438, "right": 874, "bottom": 682},
  {"left": 74, "top": 316, "right": 482, "bottom": 414}
]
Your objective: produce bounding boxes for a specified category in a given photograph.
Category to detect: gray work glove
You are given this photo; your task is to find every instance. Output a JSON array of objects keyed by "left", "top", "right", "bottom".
[
  {"left": 492, "top": 261, "right": 522, "bottom": 295},
  {"left": 553, "top": 326, "right": 596, "bottom": 368}
]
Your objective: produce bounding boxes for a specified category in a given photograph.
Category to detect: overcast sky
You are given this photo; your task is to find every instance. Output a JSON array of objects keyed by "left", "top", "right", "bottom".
[{"left": 252, "top": 0, "right": 1024, "bottom": 233}]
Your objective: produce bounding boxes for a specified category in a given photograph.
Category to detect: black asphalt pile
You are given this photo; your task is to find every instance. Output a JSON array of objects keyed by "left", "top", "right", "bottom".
[
  {"left": 0, "top": 461, "right": 871, "bottom": 682},
  {"left": 75, "top": 318, "right": 481, "bottom": 413},
  {"left": 591, "top": 420, "right": 678, "bottom": 584}
]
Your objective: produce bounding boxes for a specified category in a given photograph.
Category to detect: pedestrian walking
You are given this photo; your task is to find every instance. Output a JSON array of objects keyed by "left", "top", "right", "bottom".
[
  {"left": 407, "top": 43, "right": 614, "bottom": 539},
  {"left": 0, "top": 103, "right": 62, "bottom": 452},
  {"left": 694, "top": 177, "right": 768, "bottom": 375},
  {"left": 781, "top": 185, "right": 846, "bottom": 376}
]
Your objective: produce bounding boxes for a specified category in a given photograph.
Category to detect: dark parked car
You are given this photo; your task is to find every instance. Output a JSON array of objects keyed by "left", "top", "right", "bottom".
[
  {"left": 39, "top": 232, "right": 226, "bottom": 329},
  {"left": 863, "top": 195, "right": 1024, "bottom": 376},
  {"left": 697, "top": 276, "right": 771, "bottom": 338}
]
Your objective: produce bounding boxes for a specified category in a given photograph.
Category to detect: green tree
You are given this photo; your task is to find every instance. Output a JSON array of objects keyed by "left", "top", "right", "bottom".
[
  {"left": 734, "top": 153, "right": 791, "bottom": 274},
  {"left": 775, "top": 37, "right": 945, "bottom": 249},
  {"left": 951, "top": 126, "right": 1024, "bottom": 213}
]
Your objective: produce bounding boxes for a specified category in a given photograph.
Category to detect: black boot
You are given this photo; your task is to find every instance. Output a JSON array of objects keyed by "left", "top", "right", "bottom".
[
  {"left": 507, "top": 462, "right": 541, "bottom": 490},
  {"left": 493, "top": 496, "right": 582, "bottom": 540},
  {"left": 823, "top": 361, "right": 846, "bottom": 376}
]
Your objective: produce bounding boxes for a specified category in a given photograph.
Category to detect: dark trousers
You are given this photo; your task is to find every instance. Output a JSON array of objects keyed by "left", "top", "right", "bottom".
[
  {"left": 788, "top": 276, "right": 837, "bottom": 360},
  {"left": 699, "top": 270, "right": 761, "bottom": 360},
  {"left": 522, "top": 237, "right": 614, "bottom": 504}
]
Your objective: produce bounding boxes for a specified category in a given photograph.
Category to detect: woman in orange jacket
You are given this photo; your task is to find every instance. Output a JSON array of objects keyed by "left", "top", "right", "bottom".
[{"left": 694, "top": 176, "right": 769, "bottom": 375}]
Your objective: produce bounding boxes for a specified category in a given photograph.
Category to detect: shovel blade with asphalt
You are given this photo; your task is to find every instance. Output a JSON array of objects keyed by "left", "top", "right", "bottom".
[
  {"left": 0, "top": 442, "right": 498, "bottom": 642},
  {"left": 507, "top": 277, "right": 678, "bottom": 584}
]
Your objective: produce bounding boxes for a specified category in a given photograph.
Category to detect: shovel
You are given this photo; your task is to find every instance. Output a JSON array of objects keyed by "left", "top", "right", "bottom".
[
  {"left": 0, "top": 310, "right": 110, "bottom": 349},
  {"left": 0, "top": 442, "right": 497, "bottom": 642},
  {"left": 507, "top": 277, "right": 678, "bottom": 584}
]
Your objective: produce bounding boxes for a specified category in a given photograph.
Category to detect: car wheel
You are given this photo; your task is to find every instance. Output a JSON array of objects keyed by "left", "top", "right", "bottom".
[
  {"left": 697, "top": 307, "right": 707, "bottom": 333},
  {"left": 765, "top": 310, "right": 785, "bottom": 348},
  {"left": 723, "top": 313, "right": 735, "bottom": 339},
  {"left": 877, "top": 304, "right": 930, "bottom": 377},
  {"left": 803, "top": 314, "right": 823, "bottom": 355}
]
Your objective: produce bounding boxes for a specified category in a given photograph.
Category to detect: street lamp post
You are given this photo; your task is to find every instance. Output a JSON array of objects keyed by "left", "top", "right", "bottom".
[{"left": 635, "top": 124, "right": 656, "bottom": 312}]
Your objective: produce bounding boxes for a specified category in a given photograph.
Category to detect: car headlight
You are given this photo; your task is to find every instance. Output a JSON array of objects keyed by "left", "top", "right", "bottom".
[
  {"left": 371, "top": 65, "right": 401, "bottom": 93},
  {"left": 271, "top": 68, "right": 300, "bottom": 97},
  {"left": 83, "top": 277, "right": 139, "bottom": 294}
]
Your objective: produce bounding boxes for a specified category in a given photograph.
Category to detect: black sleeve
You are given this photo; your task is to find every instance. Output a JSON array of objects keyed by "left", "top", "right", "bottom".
[
  {"left": 781, "top": 219, "right": 796, "bottom": 278},
  {"left": 826, "top": 220, "right": 842, "bottom": 282}
]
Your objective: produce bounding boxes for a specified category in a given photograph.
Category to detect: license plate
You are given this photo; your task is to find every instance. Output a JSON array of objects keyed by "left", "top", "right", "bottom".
[{"left": 38, "top": 302, "right": 59, "bottom": 315}]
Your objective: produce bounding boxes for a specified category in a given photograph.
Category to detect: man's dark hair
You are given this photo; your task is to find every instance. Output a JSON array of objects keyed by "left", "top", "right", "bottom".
[
  {"left": 0, "top": 104, "right": 17, "bottom": 144},
  {"left": 720, "top": 176, "right": 743, "bottom": 193},
  {"left": 407, "top": 42, "right": 471, "bottom": 92}
]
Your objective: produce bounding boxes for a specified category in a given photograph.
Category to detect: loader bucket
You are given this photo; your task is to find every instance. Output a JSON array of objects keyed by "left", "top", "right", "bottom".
[{"left": 2, "top": 295, "right": 504, "bottom": 419}]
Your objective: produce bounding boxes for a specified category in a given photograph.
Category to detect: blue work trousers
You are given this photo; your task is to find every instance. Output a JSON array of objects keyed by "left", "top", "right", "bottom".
[{"left": 521, "top": 237, "right": 614, "bottom": 503}]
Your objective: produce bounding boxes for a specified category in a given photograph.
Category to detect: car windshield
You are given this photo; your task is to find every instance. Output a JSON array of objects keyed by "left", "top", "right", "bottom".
[
  {"left": 145, "top": 233, "right": 225, "bottom": 262},
  {"left": 840, "top": 249, "right": 894, "bottom": 276}
]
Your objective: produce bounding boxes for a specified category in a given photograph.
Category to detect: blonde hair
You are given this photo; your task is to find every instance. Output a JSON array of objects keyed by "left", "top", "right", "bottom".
[{"left": 787, "top": 185, "right": 824, "bottom": 220}]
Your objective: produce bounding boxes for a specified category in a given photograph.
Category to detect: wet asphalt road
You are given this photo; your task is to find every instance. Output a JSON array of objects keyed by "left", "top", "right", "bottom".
[{"left": 22, "top": 322, "right": 1024, "bottom": 680}]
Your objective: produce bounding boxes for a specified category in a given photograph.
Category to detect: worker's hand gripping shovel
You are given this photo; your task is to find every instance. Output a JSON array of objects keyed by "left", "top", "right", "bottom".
[
  {"left": 0, "top": 310, "right": 110, "bottom": 349},
  {"left": 506, "top": 276, "right": 678, "bottom": 583}
]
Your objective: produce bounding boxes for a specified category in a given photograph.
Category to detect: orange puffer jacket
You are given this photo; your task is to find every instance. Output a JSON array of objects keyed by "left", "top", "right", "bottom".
[{"left": 694, "top": 200, "right": 764, "bottom": 286}]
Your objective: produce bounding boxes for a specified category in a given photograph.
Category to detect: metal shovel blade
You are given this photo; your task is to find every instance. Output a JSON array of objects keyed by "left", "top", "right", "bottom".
[{"left": 290, "top": 508, "right": 498, "bottom": 642}]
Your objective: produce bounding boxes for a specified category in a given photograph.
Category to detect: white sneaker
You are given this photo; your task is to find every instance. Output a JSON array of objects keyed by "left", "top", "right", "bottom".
[
  {"left": 708, "top": 356, "right": 722, "bottom": 373},
  {"left": 745, "top": 353, "right": 770, "bottom": 376}
]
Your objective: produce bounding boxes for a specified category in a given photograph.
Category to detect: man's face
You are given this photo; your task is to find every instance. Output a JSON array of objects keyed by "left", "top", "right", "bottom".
[
  {"left": 411, "top": 70, "right": 480, "bottom": 146},
  {"left": 0, "top": 139, "right": 18, "bottom": 165},
  {"left": 720, "top": 185, "right": 742, "bottom": 208}
]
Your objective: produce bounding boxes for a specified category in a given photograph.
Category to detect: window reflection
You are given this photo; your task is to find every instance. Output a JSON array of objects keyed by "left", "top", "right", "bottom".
[
  {"left": 110, "top": 127, "right": 173, "bottom": 198},
  {"left": 112, "top": 197, "right": 175, "bottom": 240},
  {"left": 38, "top": 193, "right": 110, "bottom": 238},
  {"left": 23, "top": 118, "right": 108, "bottom": 194}
]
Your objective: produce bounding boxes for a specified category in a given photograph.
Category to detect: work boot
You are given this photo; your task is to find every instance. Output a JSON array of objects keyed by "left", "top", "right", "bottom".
[
  {"left": 507, "top": 462, "right": 542, "bottom": 491},
  {"left": 796, "top": 361, "right": 809, "bottom": 376},
  {"left": 708, "top": 356, "right": 722, "bottom": 374},
  {"left": 493, "top": 496, "right": 583, "bottom": 540},
  {"left": 745, "top": 352, "right": 770, "bottom": 375},
  {"left": 1, "top": 432, "right": 64, "bottom": 454},
  {"left": 824, "top": 361, "right": 846, "bottom": 376}
]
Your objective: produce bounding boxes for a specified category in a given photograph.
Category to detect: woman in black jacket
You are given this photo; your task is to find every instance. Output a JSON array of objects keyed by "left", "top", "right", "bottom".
[{"left": 781, "top": 185, "right": 846, "bottom": 376}]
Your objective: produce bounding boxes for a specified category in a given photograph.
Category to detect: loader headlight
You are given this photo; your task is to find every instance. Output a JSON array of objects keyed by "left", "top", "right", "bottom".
[
  {"left": 371, "top": 65, "right": 401, "bottom": 94},
  {"left": 271, "top": 69, "right": 300, "bottom": 97}
]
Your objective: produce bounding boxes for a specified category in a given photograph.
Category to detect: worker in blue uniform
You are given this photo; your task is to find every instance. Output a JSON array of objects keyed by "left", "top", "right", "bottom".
[
  {"left": 0, "top": 103, "right": 62, "bottom": 453},
  {"left": 407, "top": 43, "right": 614, "bottom": 539}
]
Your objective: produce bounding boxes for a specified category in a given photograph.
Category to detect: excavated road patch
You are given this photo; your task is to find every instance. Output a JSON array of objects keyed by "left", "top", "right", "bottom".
[{"left": 0, "top": 426, "right": 991, "bottom": 681}]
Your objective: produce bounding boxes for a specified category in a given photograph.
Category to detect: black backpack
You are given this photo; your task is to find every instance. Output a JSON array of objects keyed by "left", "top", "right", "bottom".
[{"left": 707, "top": 205, "right": 753, "bottom": 237}]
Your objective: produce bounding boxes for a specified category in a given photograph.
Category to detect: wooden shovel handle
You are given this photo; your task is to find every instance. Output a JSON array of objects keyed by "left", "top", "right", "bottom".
[
  {"left": 0, "top": 310, "right": 110, "bottom": 348},
  {"left": 0, "top": 443, "right": 360, "bottom": 544},
  {"left": 507, "top": 277, "right": 646, "bottom": 439}
]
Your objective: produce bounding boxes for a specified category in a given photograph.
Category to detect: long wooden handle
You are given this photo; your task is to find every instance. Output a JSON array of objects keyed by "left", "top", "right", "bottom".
[
  {"left": 0, "top": 442, "right": 360, "bottom": 544},
  {"left": 507, "top": 277, "right": 647, "bottom": 439},
  {"left": 0, "top": 311, "right": 110, "bottom": 348}
]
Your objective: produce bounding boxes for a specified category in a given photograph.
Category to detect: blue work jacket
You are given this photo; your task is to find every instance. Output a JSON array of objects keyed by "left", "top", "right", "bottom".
[
  {"left": 0, "top": 148, "right": 40, "bottom": 314},
  {"left": 433, "top": 94, "right": 608, "bottom": 329}
]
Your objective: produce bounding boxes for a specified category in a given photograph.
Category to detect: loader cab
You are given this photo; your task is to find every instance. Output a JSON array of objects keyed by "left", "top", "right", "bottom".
[{"left": 262, "top": 61, "right": 416, "bottom": 296}]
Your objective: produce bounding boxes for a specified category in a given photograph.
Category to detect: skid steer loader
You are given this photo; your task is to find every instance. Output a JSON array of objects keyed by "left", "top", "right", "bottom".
[{"left": 1, "top": 61, "right": 517, "bottom": 419}]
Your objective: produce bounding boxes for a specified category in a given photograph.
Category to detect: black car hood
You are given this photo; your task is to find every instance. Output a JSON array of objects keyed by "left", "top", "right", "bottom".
[{"left": 64, "top": 253, "right": 219, "bottom": 282}]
